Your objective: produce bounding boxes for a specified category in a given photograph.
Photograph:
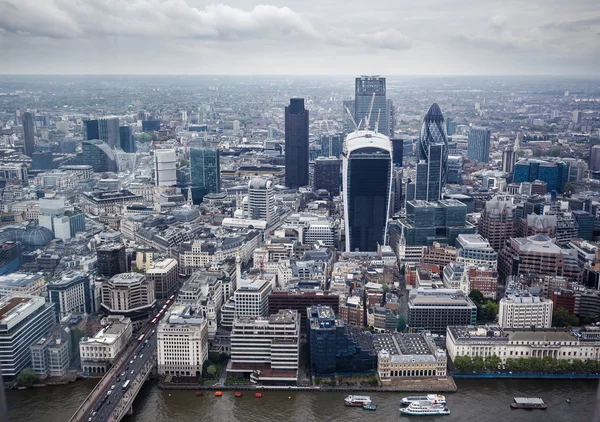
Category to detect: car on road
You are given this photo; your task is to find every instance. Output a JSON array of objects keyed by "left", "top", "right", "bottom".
[
  {"left": 121, "top": 372, "right": 126, "bottom": 377},
  {"left": 125, "top": 366, "right": 129, "bottom": 370},
  {"left": 110, "top": 385, "right": 116, "bottom": 390},
  {"left": 131, "top": 370, "right": 135, "bottom": 375},
  {"left": 116, "top": 377, "right": 121, "bottom": 382},
  {"left": 130, "top": 360, "right": 134, "bottom": 364},
  {"left": 140, "top": 354, "right": 143, "bottom": 358}
]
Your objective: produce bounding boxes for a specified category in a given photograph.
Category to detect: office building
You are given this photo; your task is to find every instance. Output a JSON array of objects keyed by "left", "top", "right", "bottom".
[
  {"left": 81, "top": 140, "right": 118, "bottom": 173},
  {"left": 157, "top": 304, "right": 208, "bottom": 376},
  {"left": 98, "top": 116, "right": 119, "bottom": 148},
  {"left": 48, "top": 271, "right": 94, "bottom": 320},
  {"left": 229, "top": 310, "right": 300, "bottom": 385},
  {"left": 418, "top": 103, "right": 448, "bottom": 187},
  {"left": 572, "top": 210, "right": 594, "bottom": 241},
  {"left": 447, "top": 155, "right": 463, "bottom": 184},
  {"left": 233, "top": 279, "right": 272, "bottom": 318},
  {"left": 498, "top": 294, "right": 553, "bottom": 329},
  {"left": 499, "top": 234, "right": 582, "bottom": 284},
  {"left": 466, "top": 267, "right": 498, "bottom": 300},
  {"left": 119, "top": 125, "right": 136, "bottom": 153},
  {"left": 590, "top": 145, "right": 600, "bottom": 172},
  {"left": 242, "top": 178, "right": 277, "bottom": 224},
  {"left": 376, "top": 332, "right": 447, "bottom": 385},
  {"left": 447, "top": 325, "right": 600, "bottom": 364},
  {"left": 320, "top": 133, "right": 344, "bottom": 158},
  {"left": 314, "top": 157, "right": 341, "bottom": 196},
  {"left": 22, "top": 111, "right": 35, "bottom": 157},
  {"left": 268, "top": 290, "right": 339, "bottom": 333},
  {"left": 31, "top": 151, "right": 53, "bottom": 170},
  {"left": 343, "top": 130, "right": 393, "bottom": 252},
  {"left": 456, "top": 234, "right": 498, "bottom": 268},
  {"left": 354, "top": 76, "right": 391, "bottom": 136},
  {"left": 307, "top": 305, "right": 376, "bottom": 375},
  {"left": 478, "top": 197, "right": 515, "bottom": 251},
  {"left": 83, "top": 119, "right": 99, "bottom": 141},
  {"left": 190, "top": 147, "right": 220, "bottom": 203},
  {"left": 573, "top": 110, "right": 582, "bottom": 124},
  {"left": 284, "top": 98, "right": 309, "bottom": 189},
  {"left": 79, "top": 315, "right": 132, "bottom": 374},
  {"left": 80, "top": 189, "right": 141, "bottom": 217},
  {"left": 30, "top": 330, "right": 71, "bottom": 379},
  {"left": 502, "top": 145, "right": 516, "bottom": 173},
  {"left": 415, "top": 143, "right": 444, "bottom": 202},
  {"left": 467, "top": 127, "right": 491, "bottom": 163},
  {"left": 96, "top": 243, "right": 127, "bottom": 278},
  {"left": 0, "top": 295, "right": 56, "bottom": 378},
  {"left": 154, "top": 149, "right": 177, "bottom": 187},
  {"left": 145, "top": 258, "right": 179, "bottom": 300},
  {"left": 513, "top": 159, "right": 568, "bottom": 193},
  {"left": 142, "top": 120, "right": 160, "bottom": 131},
  {"left": 407, "top": 288, "right": 477, "bottom": 335},
  {"left": 100, "top": 273, "right": 156, "bottom": 315}
]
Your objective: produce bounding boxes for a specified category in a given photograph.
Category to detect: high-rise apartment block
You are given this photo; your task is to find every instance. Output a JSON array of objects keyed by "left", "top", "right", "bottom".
[
  {"left": 154, "top": 149, "right": 178, "bottom": 187},
  {"left": 284, "top": 98, "right": 309, "bottom": 189},
  {"left": 242, "top": 178, "right": 277, "bottom": 224},
  {"left": 467, "top": 127, "right": 491, "bottom": 163}
]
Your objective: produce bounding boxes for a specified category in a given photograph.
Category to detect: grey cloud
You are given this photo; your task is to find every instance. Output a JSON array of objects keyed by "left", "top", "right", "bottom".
[
  {"left": 358, "top": 28, "right": 410, "bottom": 50},
  {"left": 0, "top": 0, "right": 82, "bottom": 39},
  {"left": 541, "top": 16, "right": 600, "bottom": 32}
]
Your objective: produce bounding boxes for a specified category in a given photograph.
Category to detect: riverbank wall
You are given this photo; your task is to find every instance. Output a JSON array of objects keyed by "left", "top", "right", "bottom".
[{"left": 452, "top": 372, "right": 600, "bottom": 379}]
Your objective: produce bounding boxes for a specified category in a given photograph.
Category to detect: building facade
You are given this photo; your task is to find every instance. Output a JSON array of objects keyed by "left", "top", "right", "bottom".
[
  {"left": 498, "top": 295, "right": 553, "bottom": 329},
  {"left": 48, "top": 271, "right": 94, "bottom": 320},
  {"left": 100, "top": 273, "right": 156, "bottom": 315},
  {"left": 407, "top": 289, "right": 477, "bottom": 335},
  {"left": 284, "top": 98, "right": 309, "bottom": 189},
  {"left": 79, "top": 315, "right": 132, "bottom": 374},
  {"left": 314, "top": 157, "right": 341, "bottom": 196},
  {"left": 467, "top": 127, "right": 491, "bottom": 163},
  {"left": 146, "top": 258, "right": 179, "bottom": 300}
]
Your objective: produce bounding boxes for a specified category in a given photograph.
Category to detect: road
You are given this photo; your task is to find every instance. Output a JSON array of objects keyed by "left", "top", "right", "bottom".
[{"left": 83, "top": 328, "right": 157, "bottom": 422}]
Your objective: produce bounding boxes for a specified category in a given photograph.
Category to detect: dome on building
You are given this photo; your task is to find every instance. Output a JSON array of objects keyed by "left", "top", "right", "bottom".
[{"left": 20, "top": 225, "right": 54, "bottom": 247}]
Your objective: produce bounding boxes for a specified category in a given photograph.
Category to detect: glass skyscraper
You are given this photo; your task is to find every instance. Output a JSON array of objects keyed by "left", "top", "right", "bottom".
[
  {"left": 419, "top": 103, "right": 448, "bottom": 187},
  {"left": 467, "top": 127, "right": 491, "bottom": 163},
  {"left": 22, "top": 111, "right": 35, "bottom": 157},
  {"left": 415, "top": 143, "right": 444, "bottom": 202},
  {"left": 119, "top": 125, "right": 136, "bottom": 153},
  {"left": 343, "top": 130, "right": 393, "bottom": 252},
  {"left": 285, "top": 98, "right": 309, "bottom": 189},
  {"left": 513, "top": 159, "right": 568, "bottom": 193},
  {"left": 98, "top": 116, "right": 119, "bottom": 148},
  {"left": 83, "top": 119, "right": 99, "bottom": 141},
  {"left": 354, "top": 76, "right": 391, "bottom": 136},
  {"left": 190, "top": 147, "right": 220, "bottom": 203}
]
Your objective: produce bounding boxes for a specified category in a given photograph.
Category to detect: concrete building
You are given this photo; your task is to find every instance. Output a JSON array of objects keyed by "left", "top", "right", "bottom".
[
  {"left": 157, "top": 304, "right": 208, "bottom": 377},
  {"left": 268, "top": 290, "right": 339, "bottom": 333},
  {"left": 0, "top": 272, "right": 46, "bottom": 297},
  {"left": 79, "top": 315, "right": 132, "bottom": 374},
  {"left": 466, "top": 267, "right": 498, "bottom": 300},
  {"left": 0, "top": 295, "right": 56, "bottom": 378},
  {"left": 145, "top": 258, "right": 179, "bottom": 300},
  {"left": 242, "top": 178, "right": 277, "bottom": 224},
  {"left": 229, "top": 309, "right": 300, "bottom": 385},
  {"left": 47, "top": 271, "right": 94, "bottom": 320},
  {"left": 407, "top": 289, "right": 477, "bottom": 335},
  {"left": 478, "top": 197, "right": 515, "bottom": 252},
  {"left": 98, "top": 116, "right": 119, "bottom": 148},
  {"left": 456, "top": 234, "right": 498, "bottom": 269},
  {"left": 233, "top": 279, "right": 272, "bottom": 319},
  {"left": 30, "top": 330, "right": 71, "bottom": 379},
  {"left": 100, "top": 273, "right": 156, "bottom": 315},
  {"left": 447, "top": 325, "right": 600, "bottom": 364},
  {"left": 154, "top": 149, "right": 177, "bottom": 187},
  {"left": 314, "top": 157, "right": 341, "bottom": 196},
  {"left": 498, "top": 294, "right": 553, "bottom": 329},
  {"left": 176, "top": 271, "right": 222, "bottom": 340},
  {"left": 375, "top": 332, "right": 447, "bottom": 385}
]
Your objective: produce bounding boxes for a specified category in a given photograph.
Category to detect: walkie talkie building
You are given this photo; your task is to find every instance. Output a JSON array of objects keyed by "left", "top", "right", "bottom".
[{"left": 343, "top": 130, "right": 393, "bottom": 252}]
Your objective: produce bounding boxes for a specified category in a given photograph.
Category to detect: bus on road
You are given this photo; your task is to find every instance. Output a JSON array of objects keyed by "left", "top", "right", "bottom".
[{"left": 122, "top": 380, "right": 131, "bottom": 390}]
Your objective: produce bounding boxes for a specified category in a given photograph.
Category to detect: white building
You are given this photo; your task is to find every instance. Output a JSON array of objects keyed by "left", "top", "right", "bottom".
[
  {"left": 145, "top": 258, "right": 179, "bottom": 300},
  {"left": 154, "top": 149, "right": 177, "bottom": 187},
  {"left": 176, "top": 271, "right": 222, "bottom": 340},
  {"left": 100, "top": 273, "right": 156, "bottom": 315},
  {"left": 234, "top": 279, "right": 272, "bottom": 318},
  {"left": 79, "top": 315, "right": 132, "bottom": 374},
  {"left": 447, "top": 325, "right": 600, "bottom": 364},
  {"left": 157, "top": 304, "right": 208, "bottom": 377},
  {"left": 241, "top": 178, "right": 277, "bottom": 224},
  {"left": 0, "top": 272, "right": 47, "bottom": 298},
  {"left": 303, "top": 221, "right": 335, "bottom": 247},
  {"left": 498, "top": 294, "right": 553, "bottom": 329},
  {"left": 0, "top": 295, "right": 56, "bottom": 377},
  {"left": 229, "top": 309, "right": 300, "bottom": 384},
  {"left": 456, "top": 233, "right": 498, "bottom": 269}
]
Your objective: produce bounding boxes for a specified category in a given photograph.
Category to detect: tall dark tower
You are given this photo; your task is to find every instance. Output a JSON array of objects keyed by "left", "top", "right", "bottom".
[
  {"left": 83, "top": 120, "right": 99, "bottom": 141},
  {"left": 22, "top": 111, "right": 35, "bottom": 157},
  {"left": 285, "top": 98, "right": 309, "bottom": 189},
  {"left": 119, "top": 125, "right": 136, "bottom": 153},
  {"left": 419, "top": 103, "right": 448, "bottom": 187}
]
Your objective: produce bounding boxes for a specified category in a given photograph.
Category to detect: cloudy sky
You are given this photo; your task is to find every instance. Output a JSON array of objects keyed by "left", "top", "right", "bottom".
[{"left": 0, "top": 0, "right": 599, "bottom": 75}]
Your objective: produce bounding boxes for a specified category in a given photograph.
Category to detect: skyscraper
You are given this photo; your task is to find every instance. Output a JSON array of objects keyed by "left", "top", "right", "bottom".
[
  {"left": 119, "top": 125, "right": 136, "bottom": 153},
  {"left": 502, "top": 145, "right": 516, "bottom": 173},
  {"left": 98, "top": 116, "right": 119, "bottom": 148},
  {"left": 467, "top": 127, "right": 491, "bottom": 163},
  {"left": 285, "top": 98, "right": 309, "bottom": 189},
  {"left": 190, "top": 147, "right": 220, "bottom": 203},
  {"left": 82, "top": 120, "right": 99, "bottom": 141},
  {"left": 415, "top": 143, "right": 444, "bottom": 202},
  {"left": 314, "top": 157, "right": 341, "bottom": 196},
  {"left": 243, "top": 178, "right": 277, "bottom": 224},
  {"left": 22, "top": 111, "right": 35, "bottom": 157},
  {"left": 343, "top": 130, "right": 393, "bottom": 252},
  {"left": 154, "top": 149, "right": 177, "bottom": 187},
  {"left": 590, "top": 145, "right": 600, "bottom": 172},
  {"left": 354, "top": 76, "right": 391, "bottom": 136},
  {"left": 419, "top": 103, "right": 448, "bottom": 187}
]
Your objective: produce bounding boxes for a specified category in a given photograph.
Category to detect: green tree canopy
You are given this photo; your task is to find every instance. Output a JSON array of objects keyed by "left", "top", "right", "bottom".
[
  {"left": 484, "top": 301, "right": 499, "bottom": 318},
  {"left": 206, "top": 365, "right": 217, "bottom": 377},
  {"left": 485, "top": 354, "right": 502, "bottom": 371},
  {"left": 552, "top": 307, "right": 580, "bottom": 327},
  {"left": 469, "top": 290, "right": 484, "bottom": 305},
  {"left": 472, "top": 356, "right": 486, "bottom": 372},
  {"left": 453, "top": 355, "right": 473, "bottom": 372},
  {"left": 16, "top": 368, "right": 38, "bottom": 387},
  {"left": 396, "top": 315, "right": 407, "bottom": 333}
]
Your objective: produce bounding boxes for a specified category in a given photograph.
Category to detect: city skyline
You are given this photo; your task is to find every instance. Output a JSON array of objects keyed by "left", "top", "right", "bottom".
[{"left": 0, "top": 0, "right": 599, "bottom": 76}]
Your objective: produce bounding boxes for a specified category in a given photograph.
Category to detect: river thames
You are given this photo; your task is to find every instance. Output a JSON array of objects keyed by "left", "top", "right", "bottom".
[{"left": 6, "top": 378, "right": 598, "bottom": 421}]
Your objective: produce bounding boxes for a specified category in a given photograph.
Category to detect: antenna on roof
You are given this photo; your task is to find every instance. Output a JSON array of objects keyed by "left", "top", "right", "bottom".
[
  {"left": 374, "top": 108, "right": 381, "bottom": 134},
  {"left": 365, "top": 93, "right": 376, "bottom": 130},
  {"left": 345, "top": 107, "right": 358, "bottom": 132}
]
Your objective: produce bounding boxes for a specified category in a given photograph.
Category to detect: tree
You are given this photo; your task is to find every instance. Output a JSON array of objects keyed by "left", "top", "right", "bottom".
[
  {"left": 564, "top": 182, "right": 575, "bottom": 195},
  {"left": 453, "top": 355, "right": 473, "bottom": 373},
  {"left": 16, "top": 368, "right": 38, "bottom": 387},
  {"left": 485, "top": 354, "right": 502, "bottom": 371},
  {"left": 206, "top": 365, "right": 217, "bottom": 378},
  {"left": 484, "top": 301, "right": 499, "bottom": 318},
  {"left": 396, "top": 315, "right": 407, "bottom": 333},
  {"left": 469, "top": 290, "right": 484, "bottom": 305},
  {"left": 472, "top": 356, "right": 485, "bottom": 373},
  {"left": 571, "top": 359, "right": 585, "bottom": 373},
  {"left": 382, "top": 284, "right": 390, "bottom": 294},
  {"left": 552, "top": 307, "right": 580, "bottom": 327}
]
